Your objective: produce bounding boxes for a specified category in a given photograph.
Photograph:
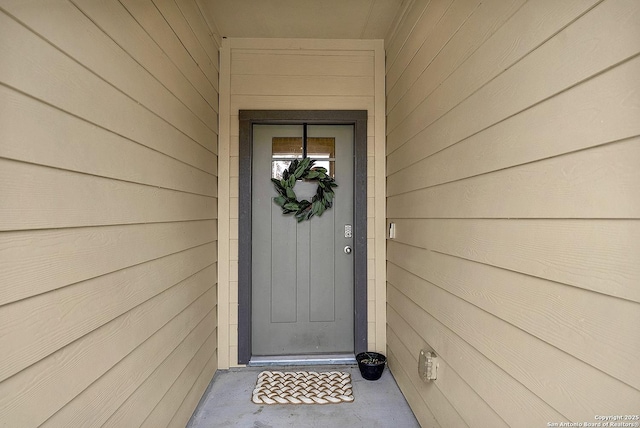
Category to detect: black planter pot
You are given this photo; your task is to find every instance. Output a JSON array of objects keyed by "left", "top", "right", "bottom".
[{"left": 356, "top": 352, "right": 386, "bottom": 381}]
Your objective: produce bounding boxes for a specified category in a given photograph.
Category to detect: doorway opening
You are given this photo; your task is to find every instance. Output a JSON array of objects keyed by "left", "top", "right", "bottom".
[{"left": 237, "top": 110, "right": 368, "bottom": 365}]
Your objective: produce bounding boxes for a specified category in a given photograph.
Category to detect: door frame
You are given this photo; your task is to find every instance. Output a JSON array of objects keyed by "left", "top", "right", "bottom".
[{"left": 237, "top": 110, "right": 368, "bottom": 364}]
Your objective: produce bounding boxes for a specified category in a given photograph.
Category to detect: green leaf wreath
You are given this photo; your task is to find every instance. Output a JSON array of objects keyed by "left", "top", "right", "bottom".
[{"left": 271, "top": 157, "right": 337, "bottom": 222}]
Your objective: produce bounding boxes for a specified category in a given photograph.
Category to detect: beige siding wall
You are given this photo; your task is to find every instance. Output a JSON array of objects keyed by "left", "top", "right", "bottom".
[
  {"left": 0, "top": 1, "right": 219, "bottom": 426},
  {"left": 385, "top": 0, "right": 640, "bottom": 426},
  {"left": 218, "top": 38, "right": 386, "bottom": 368}
]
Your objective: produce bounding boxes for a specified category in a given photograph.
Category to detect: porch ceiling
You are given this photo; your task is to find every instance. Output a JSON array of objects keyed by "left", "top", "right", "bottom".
[{"left": 196, "top": 0, "right": 404, "bottom": 39}]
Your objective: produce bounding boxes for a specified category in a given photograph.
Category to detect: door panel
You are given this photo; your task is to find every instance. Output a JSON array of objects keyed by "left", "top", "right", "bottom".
[{"left": 251, "top": 124, "right": 354, "bottom": 356}]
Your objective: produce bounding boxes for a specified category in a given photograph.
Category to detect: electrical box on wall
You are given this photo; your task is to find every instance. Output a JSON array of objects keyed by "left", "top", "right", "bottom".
[{"left": 419, "top": 350, "right": 438, "bottom": 382}]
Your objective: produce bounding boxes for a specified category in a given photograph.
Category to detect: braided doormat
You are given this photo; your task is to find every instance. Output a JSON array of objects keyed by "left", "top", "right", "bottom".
[{"left": 251, "top": 370, "right": 354, "bottom": 405}]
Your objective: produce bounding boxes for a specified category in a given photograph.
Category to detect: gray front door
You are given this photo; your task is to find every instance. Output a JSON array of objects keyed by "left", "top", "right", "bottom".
[{"left": 251, "top": 124, "right": 354, "bottom": 356}]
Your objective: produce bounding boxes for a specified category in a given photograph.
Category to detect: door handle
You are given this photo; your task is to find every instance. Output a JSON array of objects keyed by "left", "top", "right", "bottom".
[{"left": 344, "top": 246, "right": 352, "bottom": 254}]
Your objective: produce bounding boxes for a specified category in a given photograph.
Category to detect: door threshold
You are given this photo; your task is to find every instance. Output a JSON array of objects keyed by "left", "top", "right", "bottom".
[{"left": 249, "top": 354, "right": 356, "bottom": 367}]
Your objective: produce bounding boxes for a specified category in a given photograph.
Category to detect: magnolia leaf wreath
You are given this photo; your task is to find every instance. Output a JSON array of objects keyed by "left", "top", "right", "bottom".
[{"left": 271, "top": 157, "right": 337, "bottom": 222}]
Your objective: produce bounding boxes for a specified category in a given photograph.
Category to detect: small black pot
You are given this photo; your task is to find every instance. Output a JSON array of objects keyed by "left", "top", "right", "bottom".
[{"left": 356, "top": 352, "right": 386, "bottom": 381}]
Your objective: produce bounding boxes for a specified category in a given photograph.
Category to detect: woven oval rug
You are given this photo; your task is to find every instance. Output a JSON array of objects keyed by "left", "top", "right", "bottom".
[{"left": 251, "top": 370, "right": 354, "bottom": 405}]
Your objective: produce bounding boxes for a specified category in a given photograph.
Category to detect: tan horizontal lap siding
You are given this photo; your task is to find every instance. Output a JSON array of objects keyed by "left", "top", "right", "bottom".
[
  {"left": 0, "top": 0, "right": 219, "bottom": 426},
  {"left": 385, "top": 0, "right": 640, "bottom": 426},
  {"left": 218, "top": 38, "right": 386, "bottom": 368},
  {"left": 232, "top": 50, "right": 375, "bottom": 76}
]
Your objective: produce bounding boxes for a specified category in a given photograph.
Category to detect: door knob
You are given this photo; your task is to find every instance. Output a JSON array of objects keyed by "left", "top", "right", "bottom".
[{"left": 344, "top": 246, "right": 352, "bottom": 254}]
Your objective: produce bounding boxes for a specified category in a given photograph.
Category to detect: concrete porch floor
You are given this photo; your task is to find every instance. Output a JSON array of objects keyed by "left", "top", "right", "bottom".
[{"left": 187, "top": 365, "right": 419, "bottom": 427}]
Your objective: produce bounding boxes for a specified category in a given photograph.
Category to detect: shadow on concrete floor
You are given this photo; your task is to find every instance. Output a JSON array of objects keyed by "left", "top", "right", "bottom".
[{"left": 187, "top": 365, "right": 419, "bottom": 428}]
